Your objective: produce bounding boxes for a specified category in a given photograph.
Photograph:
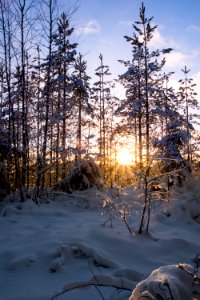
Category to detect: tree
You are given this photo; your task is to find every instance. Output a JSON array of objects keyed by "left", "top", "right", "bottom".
[
  {"left": 72, "top": 53, "right": 91, "bottom": 157},
  {"left": 0, "top": 0, "right": 18, "bottom": 188},
  {"left": 94, "top": 54, "right": 111, "bottom": 172},
  {"left": 179, "top": 66, "right": 198, "bottom": 162},
  {"left": 51, "top": 11, "right": 77, "bottom": 178},
  {"left": 119, "top": 2, "right": 172, "bottom": 167},
  {"left": 39, "top": 0, "right": 55, "bottom": 189}
]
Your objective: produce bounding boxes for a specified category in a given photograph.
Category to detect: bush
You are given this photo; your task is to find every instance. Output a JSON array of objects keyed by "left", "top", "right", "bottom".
[{"left": 54, "top": 157, "right": 104, "bottom": 192}]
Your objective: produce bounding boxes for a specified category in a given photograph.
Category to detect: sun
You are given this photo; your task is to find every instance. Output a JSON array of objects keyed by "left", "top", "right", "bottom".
[{"left": 116, "top": 147, "right": 134, "bottom": 165}]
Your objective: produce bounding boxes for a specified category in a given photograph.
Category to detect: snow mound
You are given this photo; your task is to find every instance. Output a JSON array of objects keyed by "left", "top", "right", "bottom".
[
  {"left": 1, "top": 205, "right": 21, "bottom": 217},
  {"left": 8, "top": 253, "right": 38, "bottom": 271},
  {"left": 113, "top": 268, "right": 144, "bottom": 282},
  {"left": 129, "top": 264, "right": 193, "bottom": 300},
  {"left": 163, "top": 177, "right": 200, "bottom": 223},
  {"left": 72, "top": 188, "right": 112, "bottom": 209},
  {"left": 49, "top": 245, "right": 71, "bottom": 273},
  {"left": 70, "top": 242, "right": 118, "bottom": 268}
]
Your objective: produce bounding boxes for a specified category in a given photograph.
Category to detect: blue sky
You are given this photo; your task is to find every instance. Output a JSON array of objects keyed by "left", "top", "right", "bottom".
[{"left": 71, "top": 0, "right": 200, "bottom": 92}]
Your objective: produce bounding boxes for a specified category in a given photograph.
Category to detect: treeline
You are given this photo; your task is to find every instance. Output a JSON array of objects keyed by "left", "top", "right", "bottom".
[
  {"left": 117, "top": 3, "right": 199, "bottom": 179},
  {"left": 0, "top": 1, "right": 199, "bottom": 195}
]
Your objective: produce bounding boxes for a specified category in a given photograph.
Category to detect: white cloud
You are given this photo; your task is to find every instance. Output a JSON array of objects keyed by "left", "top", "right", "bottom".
[
  {"left": 193, "top": 71, "right": 200, "bottom": 81},
  {"left": 193, "top": 71, "right": 200, "bottom": 96},
  {"left": 75, "top": 19, "right": 101, "bottom": 35},
  {"left": 186, "top": 25, "right": 200, "bottom": 33},
  {"left": 119, "top": 24, "right": 177, "bottom": 50},
  {"left": 168, "top": 77, "right": 180, "bottom": 92},
  {"left": 164, "top": 51, "right": 189, "bottom": 69},
  {"left": 164, "top": 49, "right": 200, "bottom": 71},
  {"left": 149, "top": 28, "right": 176, "bottom": 49},
  {"left": 191, "top": 50, "right": 200, "bottom": 57}
]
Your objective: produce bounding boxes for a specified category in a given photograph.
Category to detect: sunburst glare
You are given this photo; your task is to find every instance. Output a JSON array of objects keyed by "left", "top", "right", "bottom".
[{"left": 116, "top": 147, "right": 134, "bottom": 165}]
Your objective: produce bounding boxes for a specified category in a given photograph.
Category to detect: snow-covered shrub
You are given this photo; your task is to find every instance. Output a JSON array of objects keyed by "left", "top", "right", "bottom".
[
  {"left": 153, "top": 108, "right": 192, "bottom": 188},
  {"left": 163, "top": 176, "right": 200, "bottom": 223},
  {"left": 1, "top": 188, "right": 40, "bottom": 205},
  {"left": 129, "top": 264, "right": 194, "bottom": 300},
  {"left": 54, "top": 177, "right": 72, "bottom": 194},
  {"left": 55, "top": 157, "right": 104, "bottom": 192}
]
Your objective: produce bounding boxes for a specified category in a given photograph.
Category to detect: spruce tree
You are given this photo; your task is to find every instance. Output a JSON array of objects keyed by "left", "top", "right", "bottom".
[{"left": 119, "top": 2, "right": 172, "bottom": 167}]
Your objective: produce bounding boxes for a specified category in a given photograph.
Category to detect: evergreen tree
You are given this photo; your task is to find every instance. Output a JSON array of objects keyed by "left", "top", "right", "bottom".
[
  {"left": 119, "top": 2, "right": 172, "bottom": 166},
  {"left": 178, "top": 66, "right": 198, "bottom": 162},
  {"left": 94, "top": 54, "right": 111, "bottom": 170},
  {"left": 72, "top": 53, "right": 91, "bottom": 157},
  {"left": 52, "top": 11, "right": 77, "bottom": 177}
]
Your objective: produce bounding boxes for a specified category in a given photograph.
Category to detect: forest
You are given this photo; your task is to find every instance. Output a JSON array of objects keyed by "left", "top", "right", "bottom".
[
  {"left": 0, "top": 0, "right": 199, "bottom": 199},
  {"left": 1, "top": 1, "right": 200, "bottom": 300}
]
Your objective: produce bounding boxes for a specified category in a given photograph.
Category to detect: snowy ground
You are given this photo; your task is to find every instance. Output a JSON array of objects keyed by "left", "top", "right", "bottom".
[{"left": 0, "top": 180, "right": 200, "bottom": 300}]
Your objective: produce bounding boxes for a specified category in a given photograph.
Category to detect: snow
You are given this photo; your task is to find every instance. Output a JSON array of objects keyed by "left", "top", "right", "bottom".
[
  {"left": 130, "top": 264, "right": 194, "bottom": 300},
  {"left": 0, "top": 181, "right": 200, "bottom": 300}
]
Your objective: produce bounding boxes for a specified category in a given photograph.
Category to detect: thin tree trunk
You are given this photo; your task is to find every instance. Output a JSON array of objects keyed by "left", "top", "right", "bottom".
[
  {"left": 19, "top": 0, "right": 28, "bottom": 188},
  {"left": 42, "top": 0, "right": 53, "bottom": 189},
  {"left": 138, "top": 176, "right": 148, "bottom": 234},
  {"left": 0, "top": 1, "right": 18, "bottom": 187},
  {"left": 62, "top": 30, "right": 67, "bottom": 178}
]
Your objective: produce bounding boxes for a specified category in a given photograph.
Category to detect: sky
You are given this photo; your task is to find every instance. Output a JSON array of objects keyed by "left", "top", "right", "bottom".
[{"left": 70, "top": 0, "right": 200, "bottom": 96}]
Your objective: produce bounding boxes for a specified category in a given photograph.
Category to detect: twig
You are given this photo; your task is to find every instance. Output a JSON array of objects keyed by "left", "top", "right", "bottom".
[
  {"left": 178, "top": 264, "right": 194, "bottom": 277},
  {"left": 88, "top": 261, "right": 106, "bottom": 300},
  {"left": 163, "top": 281, "right": 174, "bottom": 300},
  {"left": 50, "top": 274, "right": 134, "bottom": 300},
  {"left": 178, "top": 264, "right": 200, "bottom": 286}
]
